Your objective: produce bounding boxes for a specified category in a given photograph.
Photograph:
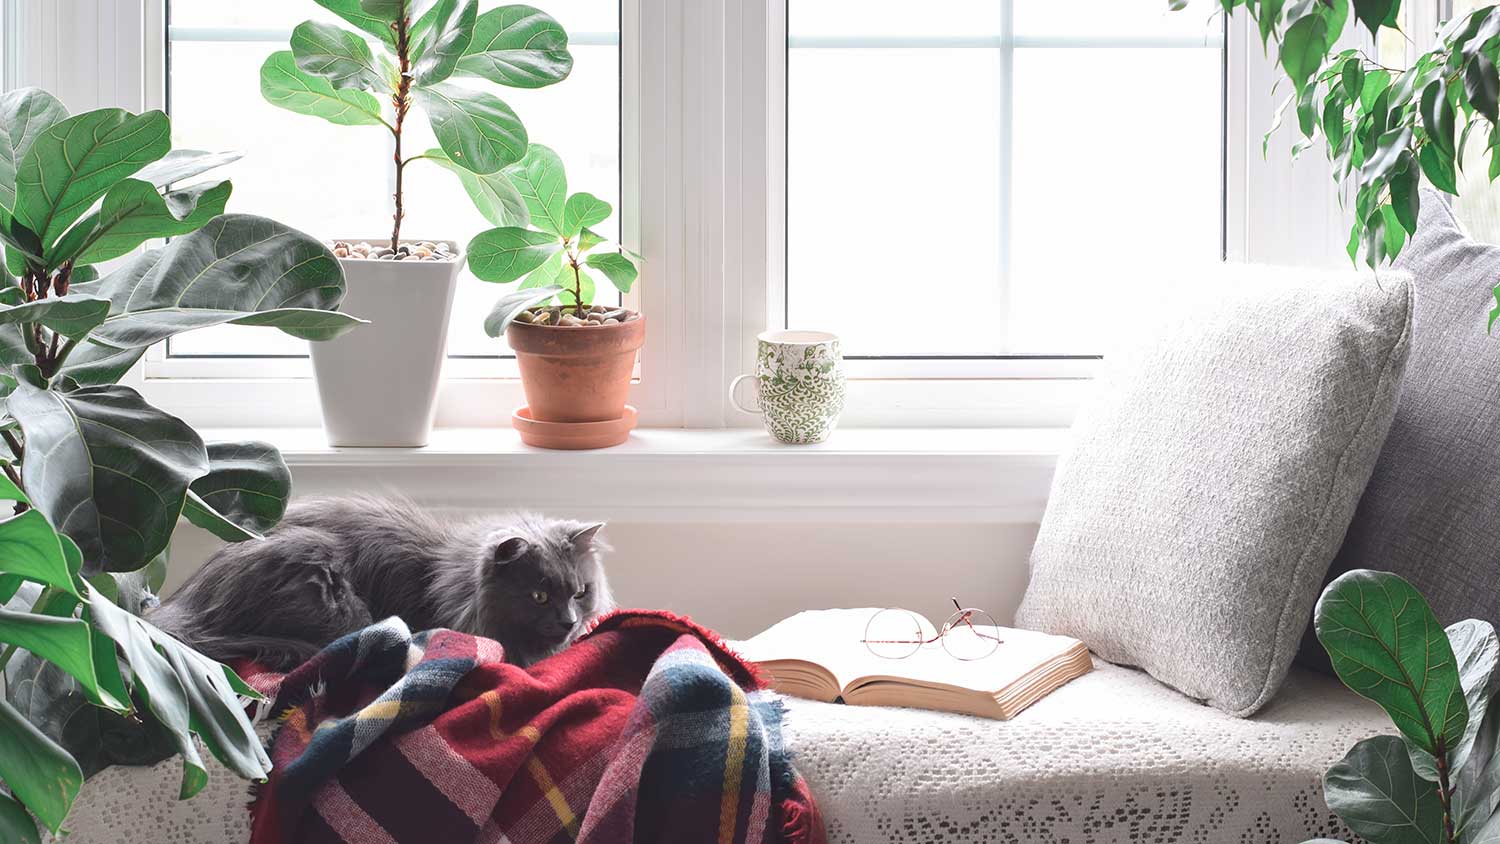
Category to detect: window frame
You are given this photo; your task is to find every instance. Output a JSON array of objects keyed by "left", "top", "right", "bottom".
[{"left": 2, "top": 0, "right": 1351, "bottom": 431}]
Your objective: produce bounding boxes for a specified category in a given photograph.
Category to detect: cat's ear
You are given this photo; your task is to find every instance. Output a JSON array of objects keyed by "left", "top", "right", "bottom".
[
  {"left": 492, "top": 536, "right": 530, "bottom": 565},
  {"left": 570, "top": 523, "right": 606, "bottom": 548}
]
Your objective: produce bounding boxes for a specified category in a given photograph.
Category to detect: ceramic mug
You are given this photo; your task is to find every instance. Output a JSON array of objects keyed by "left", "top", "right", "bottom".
[{"left": 730, "top": 330, "right": 846, "bottom": 444}]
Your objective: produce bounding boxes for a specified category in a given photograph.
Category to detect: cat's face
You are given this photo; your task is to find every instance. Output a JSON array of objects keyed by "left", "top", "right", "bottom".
[{"left": 477, "top": 519, "right": 612, "bottom": 663}]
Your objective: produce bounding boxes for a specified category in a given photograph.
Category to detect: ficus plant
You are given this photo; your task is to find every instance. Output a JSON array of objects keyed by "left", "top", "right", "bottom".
[
  {"left": 468, "top": 144, "right": 641, "bottom": 334},
  {"left": 1308, "top": 570, "right": 1500, "bottom": 844},
  {"left": 0, "top": 86, "right": 362, "bottom": 841},
  {"left": 1169, "top": 0, "right": 1500, "bottom": 325},
  {"left": 261, "top": 0, "right": 574, "bottom": 250}
]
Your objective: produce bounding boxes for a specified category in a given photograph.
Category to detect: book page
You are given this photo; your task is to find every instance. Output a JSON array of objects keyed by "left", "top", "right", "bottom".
[{"left": 739, "top": 608, "right": 1082, "bottom": 696}]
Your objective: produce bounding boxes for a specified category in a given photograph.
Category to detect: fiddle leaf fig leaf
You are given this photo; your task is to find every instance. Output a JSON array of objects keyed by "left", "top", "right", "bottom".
[
  {"left": 1324, "top": 735, "right": 1445, "bottom": 844},
  {"left": 260, "top": 52, "right": 387, "bottom": 127},
  {"left": 83, "top": 214, "right": 364, "bottom": 349},
  {"left": 50, "top": 178, "right": 232, "bottom": 267},
  {"left": 0, "top": 607, "right": 124, "bottom": 712},
  {"left": 360, "top": 0, "right": 406, "bottom": 21},
  {"left": 484, "top": 285, "right": 563, "bottom": 337},
  {"left": 13, "top": 109, "right": 171, "bottom": 249},
  {"left": 467, "top": 226, "right": 561, "bottom": 282},
  {"left": 1316, "top": 570, "right": 1467, "bottom": 758},
  {"left": 502, "top": 144, "right": 567, "bottom": 235},
  {"left": 182, "top": 441, "right": 292, "bottom": 543},
  {"left": 425, "top": 147, "right": 529, "bottom": 227},
  {"left": 0, "top": 791, "right": 39, "bottom": 844},
  {"left": 313, "top": 0, "right": 397, "bottom": 45},
  {"left": 563, "top": 192, "right": 611, "bottom": 239},
  {"left": 0, "top": 508, "right": 83, "bottom": 599},
  {"left": 0, "top": 294, "right": 110, "bottom": 340},
  {"left": 585, "top": 251, "right": 638, "bottom": 293},
  {"left": 457, "top": 5, "right": 573, "bottom": 89},
  {"left": 0, "top": 88, "right": 68, "bottom": 213},
  {"left": 0, "top": 696, "right": 81, "bottom": 834},
  {"left": 291, "top": 20, "right": 389, "bottom": 92},
  {"left": 8, "top": 378, "right": 209, "bottom": 575},
  {"left": 415, "top": 83, "right": 528, "bottom": 174},
  {"left": 133, "top": 149, "right": 242, "bottom": 190},
  {"left": 410, "top": 0, "right": 477, "bottom": 86}
]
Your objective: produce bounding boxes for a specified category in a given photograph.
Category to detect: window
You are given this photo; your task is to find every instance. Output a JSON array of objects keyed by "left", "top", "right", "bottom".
[
  {"left": 163, "top": 0, "right": 621, "bottom": 367},
  {"left": 785, "top": 0, "right": 1225, "bottom": 359}
]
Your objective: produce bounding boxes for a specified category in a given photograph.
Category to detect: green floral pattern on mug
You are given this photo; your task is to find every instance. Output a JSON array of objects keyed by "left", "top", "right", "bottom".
[{"left": 754, "top": 336, "right": 845, "bottom": 444}]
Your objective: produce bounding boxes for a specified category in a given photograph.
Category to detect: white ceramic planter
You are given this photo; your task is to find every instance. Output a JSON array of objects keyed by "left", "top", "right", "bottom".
[{"left": 311, "top": 240, "right": 463, "bottom": 447}]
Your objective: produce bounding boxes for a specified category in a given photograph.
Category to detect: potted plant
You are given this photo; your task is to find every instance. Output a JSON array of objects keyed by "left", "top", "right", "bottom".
[
  {"left": 468, "top": 145, "right": 642, "bottom": 449},
  {"left": 0, "top": 87, "right": 360, "bottom": 839},
  {"left": 261, "top": 0, "right": 574, "bottom": 446}
]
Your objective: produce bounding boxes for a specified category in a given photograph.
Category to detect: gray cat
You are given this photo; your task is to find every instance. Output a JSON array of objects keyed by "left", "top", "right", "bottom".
[{"left": 149, "top": 496, "right": 613, "bottom": 670}]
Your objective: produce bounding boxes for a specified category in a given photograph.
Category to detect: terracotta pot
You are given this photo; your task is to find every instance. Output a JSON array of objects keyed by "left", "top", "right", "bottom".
[{"left": 507, "top": 314, "right": 645, "bottom": 426}]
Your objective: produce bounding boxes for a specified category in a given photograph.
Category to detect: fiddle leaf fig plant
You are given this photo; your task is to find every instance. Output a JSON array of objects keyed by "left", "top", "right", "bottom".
[
  {"left": 1169, "top": 0, "right": 1500, "bottom": 325},
  {"left": 1311, "top": 570, "right": 1500, "bottom": 844},
  {"left": 0, "top": 87, "right": 362, "bottom": 839},
  {"left": 468, "top": 144, "right": 640, "bottom": 333},
  {"left": 262, "top": 0, "right": 574, "bottom": 250}
]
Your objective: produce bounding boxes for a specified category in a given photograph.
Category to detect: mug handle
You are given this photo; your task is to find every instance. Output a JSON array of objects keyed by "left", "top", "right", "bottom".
[{"left": 729, "top": 374, "right": 761, "bottom": 415}]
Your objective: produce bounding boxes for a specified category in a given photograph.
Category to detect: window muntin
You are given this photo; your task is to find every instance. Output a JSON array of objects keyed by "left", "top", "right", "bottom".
[
  {"left": 164, "top": 0, "right": 621, "bottom": 362},
  {"left": 786, "top": 0, "right": 1224, "bottom": 360}
]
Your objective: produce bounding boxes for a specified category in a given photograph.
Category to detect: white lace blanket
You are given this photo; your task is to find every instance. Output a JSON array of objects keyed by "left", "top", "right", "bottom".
[
  {"left": 49, "top": 661, "right": 1388, "bottom": 843},
  {"left": 782, "top": 660, "right": 1390, "bottom": 843}
]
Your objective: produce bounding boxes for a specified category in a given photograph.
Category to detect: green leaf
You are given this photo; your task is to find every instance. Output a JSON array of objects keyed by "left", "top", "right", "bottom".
[
  {"left": 577, "top": 227, "right": 606, "bottom": 253},
  {"left": 1427, "top": 620, "right": 1499, "bottom": 779},
  {"left": 1259, "top": 0, "right": 1286, "bottom": 47},
  {"left": 13, "top": 109, "right": 170, "bottom": 250},
  {"left": 563, "top": 192, "right": 611, "bottom": 239},
  {"left": 1324, "top": 735, "right": 1444, "bottom": 844},
  {"left": 360, "top": 0, "right": 406, "bottom": 19},
  {"left": 1470, "top": 54, "right": 1500, "bottom": 125},
  {"left": 51, "top": 178, "right": 232, "bottom": 267},
  {"left": 291, "top": 21, "right": 389, "bottom": 92},
  {"left": 314, "top": 0, "right": 398, "bottom": 44},
  {"left": 415, "top": 83, "right": 527, "bottom": 175},
  {"left": 83, "top": 214, "right": 364, "bottom": 349},
  {"left": 502, "top": 143, "right": 567, "bottom": 235},
  {"left": 0, "top": 791, "right": 39, "bottom": 844},
  {"left": 0, "top": 696, "right": 81, "bottom": 834},
  {"left": 0, "top": 89, "right": 68, "bottom": 213},
  {"left": 1422, "top": 80, "right": 1456, "bottom": 158},
  {"left": 0, "top": 607, "right": 124, "bottom": 711},
  {"left": 585, "top": 251, "right": 638, "bottom": 293},
  {"left": 1353, "top": 0, "right": 1396, "bottom": 37},
  {"left": 483, "top": 285, "right": 563, "bottom": 337},
  {"left": 456, "top": 5, "right": 573, "bottom": 89},
  {"left": 1316, "top": 570, "right": 1467, "bottom": 758},
  {"left": 133, "top": 149, "right": 242, "bottom": 190},
  {"left": 85, "top": 583, "right": 270, "bottom": 799},
  {"left": 424, "top": 147, "right": 528, "bottom": 227},
  {"left": 1454, "top": 697, "right": 1500, "bottom": 837},
  {"left": 1390, "top": 156, "right": 1419, "bottom": 235},
  {"left": 9, "top": 377, "right": 209, "bottom": 575},
  {"left": 1361, "top": 126, "right": 1411, "bottom": 183},
  {"left": 0, "top": 509, "right": 82, "bottom": 599},
  {"left": 1362, "top": 69, "right": 1393, "bottom": 109},
  {"left": 1343, "top": 58, "right": 1366, "bottom": 102},
  {"left": 1381, "top": 204, "right": 1406, "bottom": 260},
  {"left": 1281, "top": 15, "right": 1330, "bottom": 95},
  {"left": 181, "top": 441, "right": 291, "bottom": 543},
  {"left": 54, "top": 341, "right": 144, "bottom": 388},
  {"left": 0, "top": 294, "right": 110, "bottom": 340},
  {"left": 260, "top": 51, "right": 387, "bottom": 127},
  {"left": 467, "top": 226, "right": 561, "bottom": 282},
  {"left": 1420, "top": 143, "right": 1459, "bottom": 194},
  {"left": 410, "top": 0, "right": 477, "bottom": 86}
]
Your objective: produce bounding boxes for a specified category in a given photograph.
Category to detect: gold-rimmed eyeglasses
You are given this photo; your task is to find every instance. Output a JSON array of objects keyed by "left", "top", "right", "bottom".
[{"left": 860, "top": 598, "right": 1004, "bottom": 661}]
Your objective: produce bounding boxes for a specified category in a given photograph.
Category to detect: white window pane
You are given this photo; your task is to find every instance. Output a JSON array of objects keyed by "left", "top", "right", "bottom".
[
  {"left": 787, "top": 1, "right": 1223, "bottom": 359},
  {"left": 165, "top": 1, "right": 619, "bottom": 361},
  {"left": 790, "top": 1, "right": 1003, "bottom": 40},
  {"left": 1008, "top": 47, "right": 1221, "bottom": 354},
  {"left": 787, "top": 47, "right": 1003, "bottom": 356}
]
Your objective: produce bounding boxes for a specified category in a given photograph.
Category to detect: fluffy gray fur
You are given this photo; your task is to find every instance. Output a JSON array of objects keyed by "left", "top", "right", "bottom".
[{"left": 149, "top": 496, "right": 614, "bottom": 670}]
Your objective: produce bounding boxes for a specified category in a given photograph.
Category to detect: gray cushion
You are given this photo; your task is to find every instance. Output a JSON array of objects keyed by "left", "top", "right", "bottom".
[
  {"left": 1304, "top": 191, "right": 1500, "bottom": 664},
  {"left": 1015, "top": 266, "right": 1412, "bottom": 716}
]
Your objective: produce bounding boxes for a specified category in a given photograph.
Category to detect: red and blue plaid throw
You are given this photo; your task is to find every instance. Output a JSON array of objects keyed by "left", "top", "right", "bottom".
[{"left": 240, "top": 611, "right": 824, "bottom": 844}]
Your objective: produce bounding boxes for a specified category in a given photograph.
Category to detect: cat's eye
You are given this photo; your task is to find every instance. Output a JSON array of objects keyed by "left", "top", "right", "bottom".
[
  {"left": 574, "top": 585, "right": 588, "bottom": 599},
  {"left": 531, "top": 590, "right": 549, "bottom": 605}
]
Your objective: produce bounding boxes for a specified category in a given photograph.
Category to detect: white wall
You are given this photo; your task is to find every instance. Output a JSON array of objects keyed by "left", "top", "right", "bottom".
[{"left": 163, "top": 516, "right": 1040, "bottom": 641}]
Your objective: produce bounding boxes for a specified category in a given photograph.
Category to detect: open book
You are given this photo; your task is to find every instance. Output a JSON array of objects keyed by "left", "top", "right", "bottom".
[{"left": 738, "top": 608, "right": 1092, "bottom": 720}]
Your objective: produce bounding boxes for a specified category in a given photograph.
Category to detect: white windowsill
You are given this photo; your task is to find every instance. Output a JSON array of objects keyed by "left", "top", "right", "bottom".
[{"left": 200, "top": 427, "right": 1070, "bottom": 524}]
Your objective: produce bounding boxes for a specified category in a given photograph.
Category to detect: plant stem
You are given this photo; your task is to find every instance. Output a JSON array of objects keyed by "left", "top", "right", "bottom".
[
  {"left": 389, "top": 6, "right": 414, "bottom": 252},
  {"left": 2, "top": 430, "right": 22, "bottom": 463},
  {"left": 569, "top": 258, "right": 584, "bottom": 318},
  {"left": 1437, "top": 744, "right": 1456, "bottom": 844}
]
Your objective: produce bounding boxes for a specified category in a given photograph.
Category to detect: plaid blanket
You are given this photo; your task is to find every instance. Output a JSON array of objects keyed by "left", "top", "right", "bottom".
[{"left": 240, "top": 611, "right": 823, "bottom": 844}]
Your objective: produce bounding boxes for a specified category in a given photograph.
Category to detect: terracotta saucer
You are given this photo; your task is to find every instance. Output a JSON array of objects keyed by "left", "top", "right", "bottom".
[{"left": 512, "top": 405, "right": 638, "bottom": 450}]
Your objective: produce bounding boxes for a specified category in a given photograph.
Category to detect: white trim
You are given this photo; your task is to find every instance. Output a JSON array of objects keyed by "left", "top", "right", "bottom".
[{"left": 202, "top": 425, "right": 1067, "bottom": 523}]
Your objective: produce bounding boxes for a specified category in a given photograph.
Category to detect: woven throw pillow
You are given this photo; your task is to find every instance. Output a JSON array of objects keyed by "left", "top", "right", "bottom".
[
  {"left": 1298, "top": 191, "right": 1500, "bottom": 670},
  {"left": 1014, "top": 266, "right": 1412, "bottom": 717}
]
